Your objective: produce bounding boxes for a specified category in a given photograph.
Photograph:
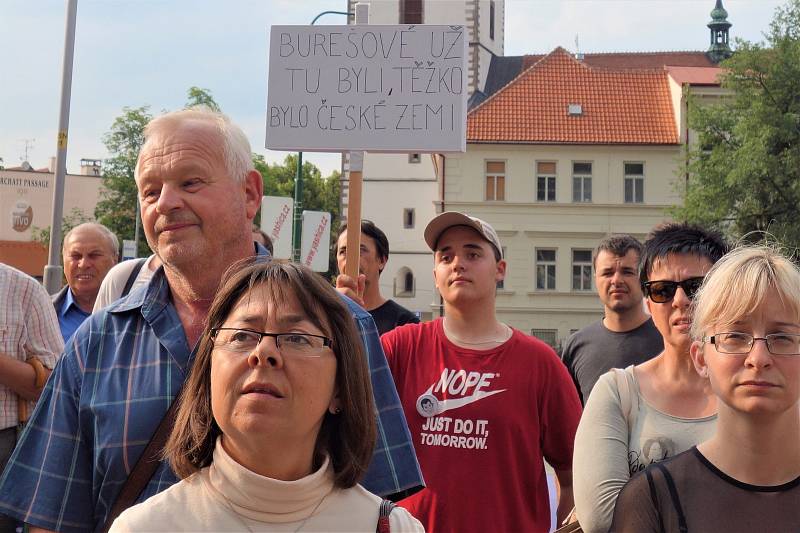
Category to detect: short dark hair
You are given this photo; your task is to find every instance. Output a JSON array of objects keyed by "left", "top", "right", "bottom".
[
  {"left": 339, "top": 220, "right": 389, "bottom": 268},
  {"left": 593, "top": 234, "right": 643, "bottom": 268},
  {"left": 165, "top": 259, "right": 376, "bottom": 488},
  {"left": 252, "top": 224, "right": 274, "bottom": 255},
  {"left": 640, "top": 222, "right": 729, "bottom": 283}
]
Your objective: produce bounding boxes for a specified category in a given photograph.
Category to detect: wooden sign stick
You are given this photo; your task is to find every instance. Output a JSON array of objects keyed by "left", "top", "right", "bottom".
[{"left": 344, "top": 151, "right": 364, "bottom": 281}]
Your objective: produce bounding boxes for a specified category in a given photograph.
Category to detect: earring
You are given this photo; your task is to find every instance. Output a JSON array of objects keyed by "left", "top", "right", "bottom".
[{"left": 329, "top": 406, "right": 341, "bottom": 415}]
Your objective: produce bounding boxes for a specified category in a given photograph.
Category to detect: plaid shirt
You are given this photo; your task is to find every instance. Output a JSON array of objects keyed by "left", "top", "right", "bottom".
[
  {"left": 0, "top": 262, "right": 422, "bottom": 532},
  {"left": 0, "top": 264, "right": 63, "bottom": 429}
]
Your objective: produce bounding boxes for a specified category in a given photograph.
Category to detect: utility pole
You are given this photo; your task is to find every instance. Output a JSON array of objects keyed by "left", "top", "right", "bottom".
[{"left": 43, "top": 0, "right": 78, "bottom": 295}]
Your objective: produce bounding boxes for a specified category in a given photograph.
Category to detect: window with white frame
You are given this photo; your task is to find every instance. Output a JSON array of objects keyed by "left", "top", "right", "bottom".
[
  {"left": 485, "top": 161, "right": 505, "bottom": 201},
  {"left": 572, "top": 249, "right": 593, "bottom": 291},
  {"left": 572, "top": 162, "right": 592, "bottom": 202},
  {"left": 536, "top": 161, "right": 556, "bottom": 202},
  {"left": 531, "top": 329, "right": 558, "bottom": 348},
  {"left": 624, "top": 162, "right": 645, "bottom": 203},
  {"left": 403, "top": 208, "right": 415, "bottom": 229},
  {"left": 536, "top": 249, "right": 556, "bottom": 290},
  {"left": 408, "top": 153, "right": 421, "bottom": 164}
]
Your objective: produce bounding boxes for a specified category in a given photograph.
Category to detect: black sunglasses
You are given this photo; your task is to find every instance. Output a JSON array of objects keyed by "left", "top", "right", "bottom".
[{"left": 642, "top": 277, "right": 704, "bottom": 303}]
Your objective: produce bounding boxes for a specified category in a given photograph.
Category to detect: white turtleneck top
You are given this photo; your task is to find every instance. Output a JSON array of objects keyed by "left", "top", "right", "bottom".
[{"left": 110, "top": 441, "right": 424, "bottom": 532}]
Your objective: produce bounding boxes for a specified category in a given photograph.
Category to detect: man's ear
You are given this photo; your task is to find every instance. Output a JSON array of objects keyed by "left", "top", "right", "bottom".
[
  {"left": 243, "top": 169, "right": 263, "bottom": 220},
  {"left": 495, "top": 259, "right": 507, "bottom": 283}
]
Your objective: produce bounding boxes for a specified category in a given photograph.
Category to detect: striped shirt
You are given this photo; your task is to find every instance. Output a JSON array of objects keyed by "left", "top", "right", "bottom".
[
  {"left": 0, "top": 263, "right": 63, "bottom": 429},
  {"left": 0, "top": 261, "right": 422, "bottom": 531}
]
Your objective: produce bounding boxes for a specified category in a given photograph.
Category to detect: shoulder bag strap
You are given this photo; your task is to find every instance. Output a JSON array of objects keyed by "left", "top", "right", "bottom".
[
  {"left": 376, "top": 499, "right": 396, "bottom": 533},
  {"left": 652, "top": 463, "right": 688, "bottom": 533},
  {"left": 120, "top": 258, "right": 148, "bottom": 298},
  {"left": 101, "top": 387, "right": 182, "bottom": 532},
  {"left": 613, "top": 367, "right": 633, "bottom": 428}
]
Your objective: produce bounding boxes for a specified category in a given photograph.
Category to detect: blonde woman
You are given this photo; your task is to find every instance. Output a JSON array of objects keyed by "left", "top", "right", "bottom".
[{"left": 612, "top": 245, "right": 800, "bottom": 531}]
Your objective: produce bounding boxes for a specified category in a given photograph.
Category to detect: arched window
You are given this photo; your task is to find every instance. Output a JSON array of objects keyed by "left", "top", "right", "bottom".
[{"left": 394, "top": 267, "right": 415, "bottom": 297}]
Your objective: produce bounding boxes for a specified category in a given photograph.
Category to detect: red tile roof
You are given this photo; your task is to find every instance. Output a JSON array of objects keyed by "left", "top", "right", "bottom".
[
  {"left": 521, "top": 51, "right": 716, "bottom": 70},
  {"left": 666, "top": 66, "right": 725, "bottom": 86},
  {"left": 468, "top": 47, "right": 680, "bottom": 145}
]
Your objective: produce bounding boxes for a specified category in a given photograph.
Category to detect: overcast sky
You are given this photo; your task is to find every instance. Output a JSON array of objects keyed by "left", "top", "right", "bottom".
[{"left": 0, "top": 0, "right": 782, "bottom": 176}]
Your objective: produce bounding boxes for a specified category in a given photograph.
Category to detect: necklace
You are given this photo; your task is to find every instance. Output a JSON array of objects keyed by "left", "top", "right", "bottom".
[
  {"left": 219, "top": 487, "right": 330, "bottom": 532},
  {"left": 443, "top": 319, "right": 512, "bottom": 346}
]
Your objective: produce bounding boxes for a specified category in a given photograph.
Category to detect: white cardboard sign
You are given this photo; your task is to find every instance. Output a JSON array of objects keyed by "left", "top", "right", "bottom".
[
  {"left": 260, "top": 196, "right": 294, "bottom": 259},
  {"left": 266, "top": 24, "right": 467, "bottom": 153},
  {"left": 300, "top": 210, "right": 331, "bottom": 272}
]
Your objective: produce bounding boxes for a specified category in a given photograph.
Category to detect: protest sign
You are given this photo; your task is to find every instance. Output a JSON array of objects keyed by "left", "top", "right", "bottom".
[
  {"left": 260, "top": 196, "right": 294, "bottom": 259},
  {"left": 266, "top": 24, "right": 467, "bottom": 152},
  {"left": 300, "top": 210, "right": 331, "bottom": 272}
]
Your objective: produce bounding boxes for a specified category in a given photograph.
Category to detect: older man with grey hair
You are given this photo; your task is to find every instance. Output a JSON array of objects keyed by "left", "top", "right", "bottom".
[
  {"left": 0, "top": 107, "right": 422, "bottom": 532},
  {"left": 52, "top": 222, "right": 119, "bottom": 342}
]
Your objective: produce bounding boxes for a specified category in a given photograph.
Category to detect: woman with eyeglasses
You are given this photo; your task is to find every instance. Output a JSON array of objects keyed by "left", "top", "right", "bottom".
[
  {"left": 611, "top": 245, "right": 800, "bottom": 532},
  {"left": 571, "top": 223, "right": 728, "bottom": 533},
  {"left": 111, "top": 259, "right": 423, "bottom": 532}
]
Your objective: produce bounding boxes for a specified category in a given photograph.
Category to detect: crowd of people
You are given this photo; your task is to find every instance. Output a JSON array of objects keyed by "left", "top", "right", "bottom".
[{"left": 0, "top": 108, "right": 797, "bottom": 532}]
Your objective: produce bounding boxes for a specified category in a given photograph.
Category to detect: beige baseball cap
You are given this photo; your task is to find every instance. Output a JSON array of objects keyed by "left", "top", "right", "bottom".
[{"left": 424, "top": 212, "right": 503, "bottom": 259}]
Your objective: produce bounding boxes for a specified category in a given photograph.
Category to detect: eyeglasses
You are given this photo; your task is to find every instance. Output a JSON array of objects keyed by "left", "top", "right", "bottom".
[
  {"left": 642, "top": 277, "right": 704, "bottom": 303},
  {"left": 210, "top": 328, "right": 333, "bottom": 358},
  {"left": 704, "top": 332, "right": 800, "bottom": 356}
]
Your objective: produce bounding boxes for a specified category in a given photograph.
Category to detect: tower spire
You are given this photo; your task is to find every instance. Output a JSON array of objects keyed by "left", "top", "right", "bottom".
[{"left": 707, "top": 0, "right": 733, "bottom": 63}]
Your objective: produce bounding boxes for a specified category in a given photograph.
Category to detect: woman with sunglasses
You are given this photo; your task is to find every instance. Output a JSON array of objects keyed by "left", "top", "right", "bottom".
[
  {"left": 111, "top": 260, "right": 423, "bottom": 532},
  {"left": 572, "top": 223, "right": 728, "bottom": 533},
  {"left": 612, "top": 245, "right": 800, "bottom": 531}
]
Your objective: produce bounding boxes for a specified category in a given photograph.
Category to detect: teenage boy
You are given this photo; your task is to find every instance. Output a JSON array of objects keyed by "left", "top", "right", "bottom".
[{"left": 381, "top": 212, "right": 582, "bottom": 533}]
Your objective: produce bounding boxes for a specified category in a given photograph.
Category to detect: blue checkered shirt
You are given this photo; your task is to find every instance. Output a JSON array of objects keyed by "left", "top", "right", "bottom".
[{"left": 0, "top": 261, "right": 422, "bottom": 532}]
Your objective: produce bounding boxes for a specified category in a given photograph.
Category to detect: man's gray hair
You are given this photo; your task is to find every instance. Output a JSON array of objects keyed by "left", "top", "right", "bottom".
[
  {"left": 136, "top": 107, "right": 254, "bottom": 183},
  {"left": 62, "top": 222, "right": 120, "bottom": 259}
]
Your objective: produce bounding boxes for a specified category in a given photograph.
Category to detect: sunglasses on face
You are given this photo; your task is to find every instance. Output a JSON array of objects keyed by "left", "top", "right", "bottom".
[{"left": 642, "top": 277, "right": 704, "bottom": 303}]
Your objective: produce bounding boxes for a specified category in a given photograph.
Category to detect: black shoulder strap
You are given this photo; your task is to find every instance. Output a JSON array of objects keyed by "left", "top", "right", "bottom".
[
  {"left": 652, "top": 463, "right": 689, "bottom": 533},
  {"left": 101, "top": 387, "right": 182, "bottom": 532},
  {"left": 376, "top": 499, "right": 396, "bottom": 533},
  {"left": 645, "top": 468, "right": 666, "bottom": 533},
  {"left": 121, "top": 258, "right": 147, "bottom": 298}
]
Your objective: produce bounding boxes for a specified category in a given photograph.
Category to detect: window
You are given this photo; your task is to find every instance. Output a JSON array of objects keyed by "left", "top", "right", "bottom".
[
  {"left": 536, "top": 161, "right": 556, "bottom": 202},
  {"left": 535, "top": 249, "right": 556, "bottom": 290},
  {"left": 624, "top": 162, "right": 644, "bottom": 203},
  {"left": 485, "top": 161, "right": 505, "bottom": 201},
  {"left": 496, "top": 246, "right": 507, "bottom": 289},
  {"left": 489, "top": 0, "right": 496, "bottom": 40},
  {"left": 408, "top": 153, "right": 421, "bottom": 164},
  {"left": 400, "top": 0, "right": 423, "bottom": 24},
  {"left": 572, "top": 249, "right": 593, "bottom": 291},
  {"left": 403, "top": 208, "right": 415, "bottom": 229},
  {"left": 572, "top": 162, "right": 592, "bottom": 202},
  {"left": 394, "top": 267, "right": 415, "bottom": 297},
  {"left": 531, "top": 329, "right": 558, "bottom": 348}
]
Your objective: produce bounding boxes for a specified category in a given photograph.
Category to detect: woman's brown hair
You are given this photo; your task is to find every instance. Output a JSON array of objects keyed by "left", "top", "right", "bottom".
[{"left": 164, "top": 258, "right": 377, "bottom": 488}]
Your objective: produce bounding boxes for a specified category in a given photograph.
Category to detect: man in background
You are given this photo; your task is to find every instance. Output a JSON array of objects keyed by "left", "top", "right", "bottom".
[
  {"left": 561, "top": 234, "right": 663, "bottom": 404},
  {"left": 0, "top": 263, "right": 63, "bottom": 531},
  {"left": 52, "top": 222, "right": 118, "bottom": 342},
  {"left": 336, "top": 220, "right": 419, "bottom": 335}
]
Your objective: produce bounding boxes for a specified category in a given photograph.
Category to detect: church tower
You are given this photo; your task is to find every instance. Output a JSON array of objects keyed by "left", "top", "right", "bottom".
[{"left": 707, "top": 0, "right": 733, "bottom": 63}]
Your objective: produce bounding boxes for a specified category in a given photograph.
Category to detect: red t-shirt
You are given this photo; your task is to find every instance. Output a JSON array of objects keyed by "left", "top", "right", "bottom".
[{"left": 382, "top": 319, "right": 582, "bottom": 533}]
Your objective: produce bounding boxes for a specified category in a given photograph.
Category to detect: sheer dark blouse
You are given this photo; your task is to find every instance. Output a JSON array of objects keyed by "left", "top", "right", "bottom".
[{"left": 611, "top": 446, "right": 800, "bottom": 533}]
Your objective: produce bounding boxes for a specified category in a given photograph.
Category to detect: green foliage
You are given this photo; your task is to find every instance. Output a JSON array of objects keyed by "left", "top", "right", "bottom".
[
  {"left": 185, "top": 86, "right": 221, "bottom": 111},
  {"left": 254, "top": 153, "right": 342, "bottom": 276},
  {"left": 674, "top": 0, "right": 800, "bottom": 248},
  {"left": 31, "top": 207, "right": 91, "bottom": 248}
]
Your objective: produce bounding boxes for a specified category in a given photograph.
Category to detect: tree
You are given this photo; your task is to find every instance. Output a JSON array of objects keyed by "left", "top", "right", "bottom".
[
  {"left": 31, "top": 207, "right": 91, "bottom": 248},
  {"left": 674, "top": 0, "right": 800, "bottom": 248},
  {"left": 185, "top": 86, "right": 221, "bottom": 111},
  {"left": 254, "top": 153, "right": 342, "bottom": 276}
]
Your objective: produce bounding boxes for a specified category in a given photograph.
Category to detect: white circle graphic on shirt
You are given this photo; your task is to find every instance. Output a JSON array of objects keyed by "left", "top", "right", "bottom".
[{"left": 416, "top": 394, "right": 439, "bottom": 418}]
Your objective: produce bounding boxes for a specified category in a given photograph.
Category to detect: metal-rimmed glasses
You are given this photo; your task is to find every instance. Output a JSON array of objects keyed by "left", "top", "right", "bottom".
[
  {"left": 210, "top": 327, "right": 333, "bottom": 358},
  {"left": 642, "top": 277, "right": 705, "bottom": 303},
  {"left": 703, "top": 332, "right": 800, "bottom": 356}
]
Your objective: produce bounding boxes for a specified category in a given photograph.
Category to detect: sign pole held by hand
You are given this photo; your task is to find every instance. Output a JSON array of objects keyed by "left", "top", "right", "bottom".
[
  {"left": 344, "top": 3, "right": 368, "bottom": 282},
  {"left": 344, "top": 151, "right": 363, "bottom": 280}
]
